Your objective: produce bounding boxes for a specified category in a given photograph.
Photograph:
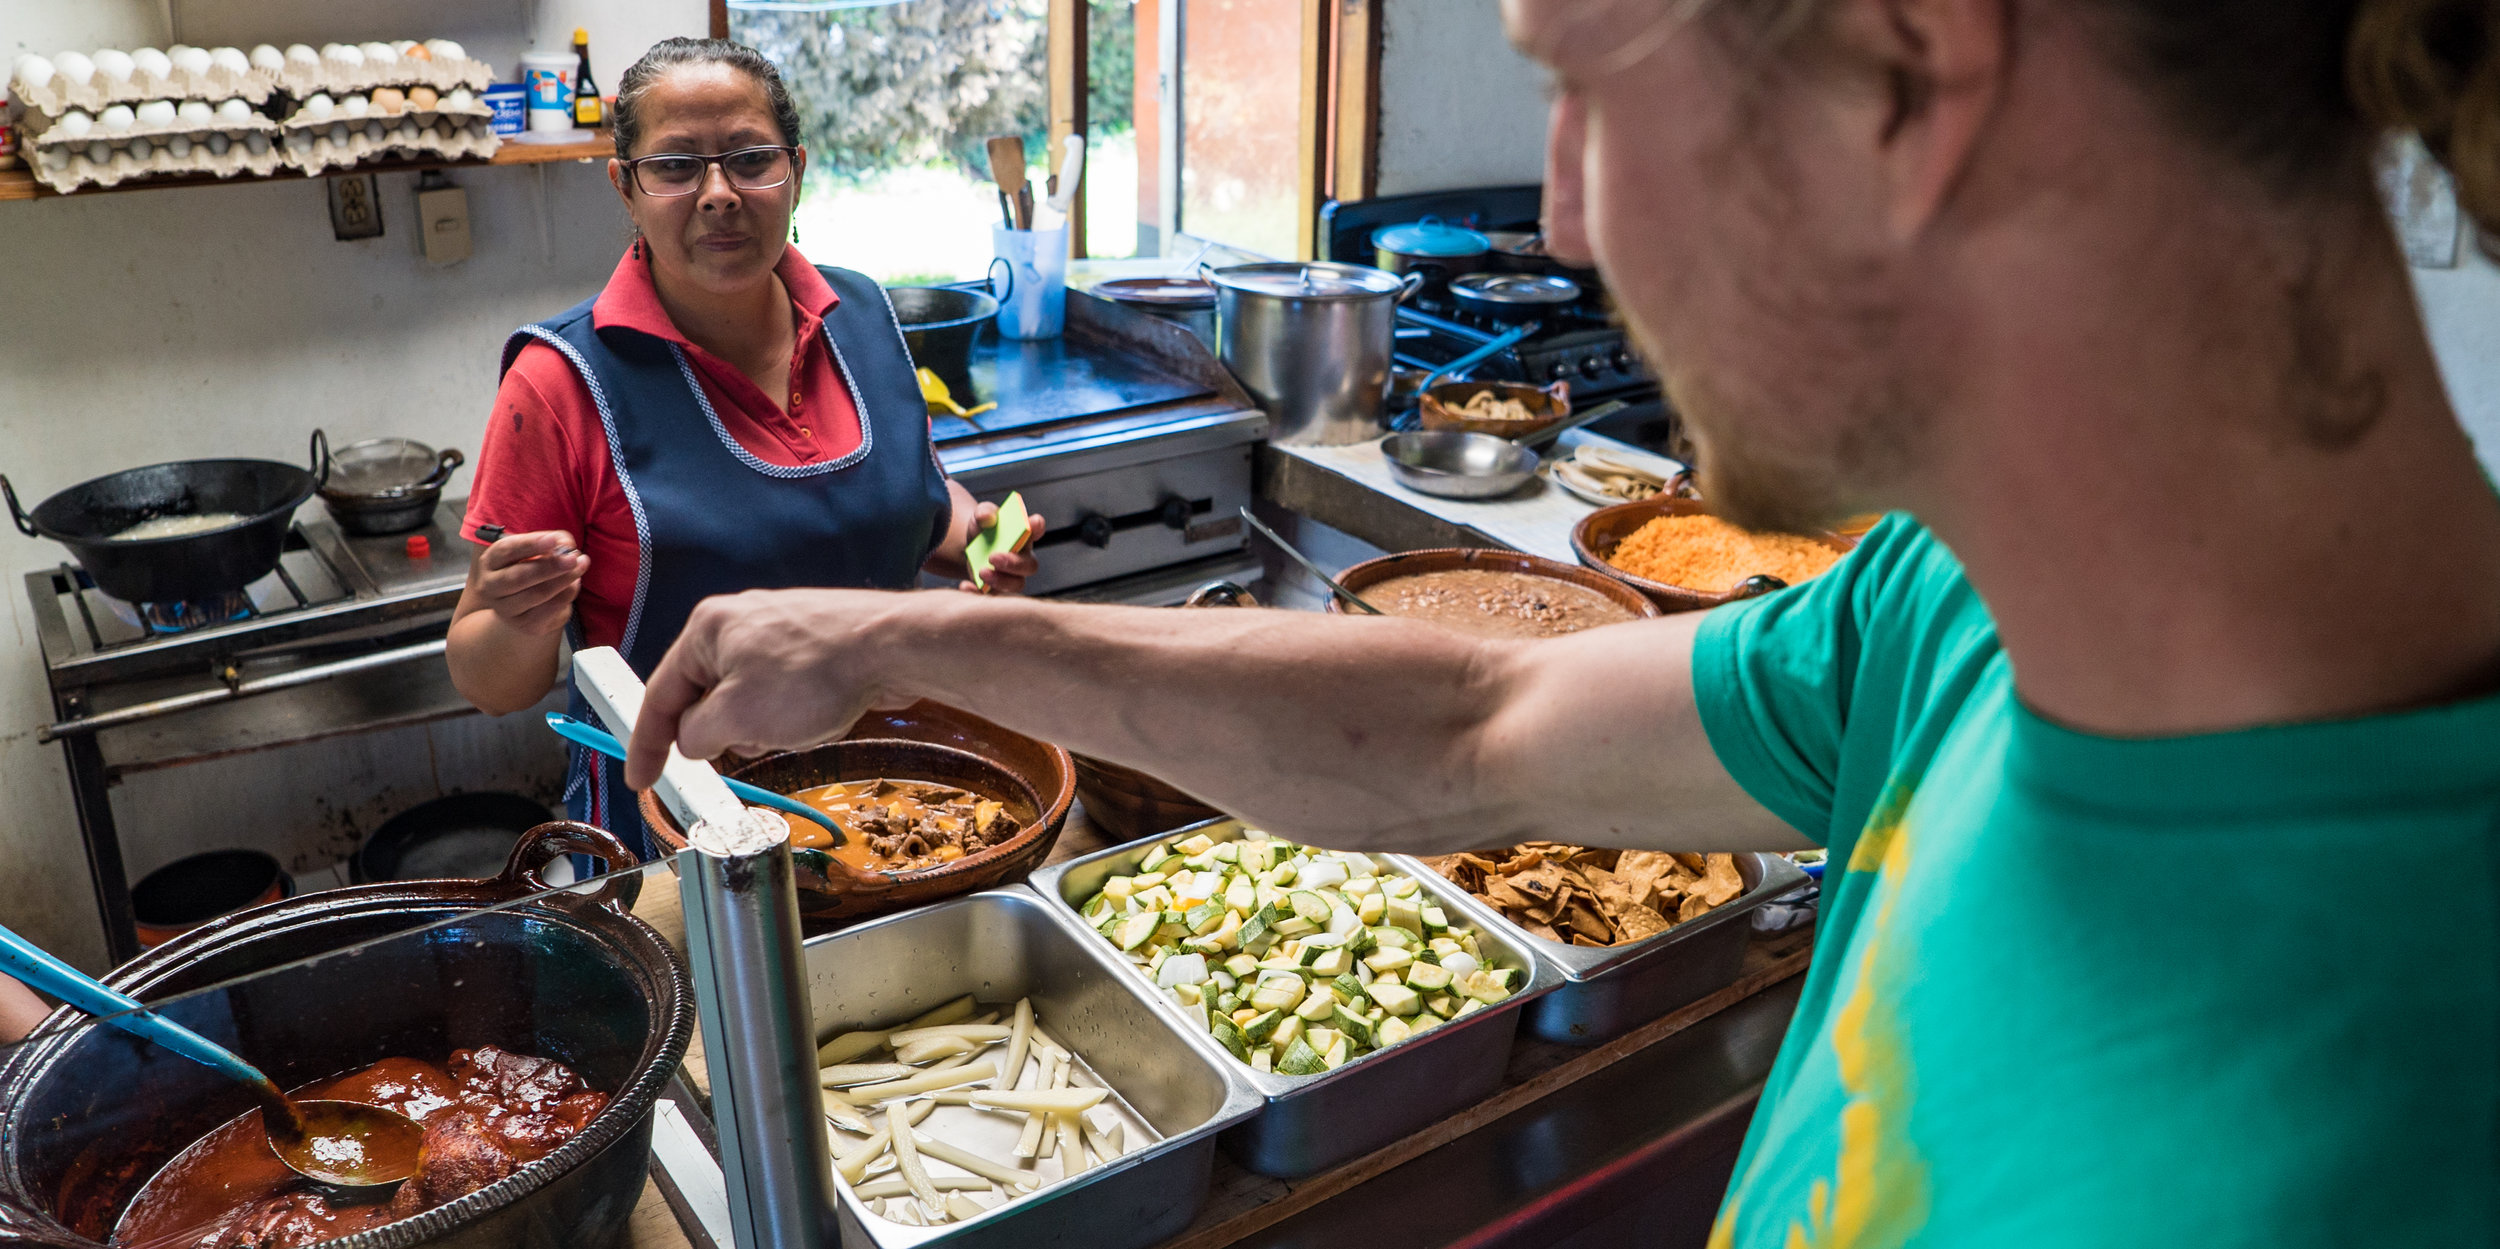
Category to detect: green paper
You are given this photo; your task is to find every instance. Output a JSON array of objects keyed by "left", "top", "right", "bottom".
[{"left": 964, "top": 492, "right": 1030, "bottom": 589}]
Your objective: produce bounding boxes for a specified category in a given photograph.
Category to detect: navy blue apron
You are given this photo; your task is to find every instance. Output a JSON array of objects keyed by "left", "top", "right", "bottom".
[{"left": 502, "top": 265, "right": 952, "bottom": 859}]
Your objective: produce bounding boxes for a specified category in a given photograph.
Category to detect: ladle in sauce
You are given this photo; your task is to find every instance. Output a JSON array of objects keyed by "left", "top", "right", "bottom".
[{"left": 0, "top": 921, "right": 425, "bottom": 1191}]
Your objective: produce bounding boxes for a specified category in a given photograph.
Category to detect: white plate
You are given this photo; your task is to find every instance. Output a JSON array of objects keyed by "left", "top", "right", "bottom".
[{"left": 1544, "top": 441, "right": 1688, "bottom": 506}]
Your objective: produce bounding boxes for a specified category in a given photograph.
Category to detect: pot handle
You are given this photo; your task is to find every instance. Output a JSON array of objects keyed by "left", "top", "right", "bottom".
[
  {"left": 307, "top": 428, "right": 332, "bottom": 491},
  {"left": 501, "top": 820, "right": 645, "bottom": 915},
  {"left": 417, "top": 447, "right": 466, "bottom": 492},
  {"left": 1394, "top": 270, "right": 1427, "bottom": 304},
  {"left": 1, "top": 475, "right": 35, "bottom": 539}
]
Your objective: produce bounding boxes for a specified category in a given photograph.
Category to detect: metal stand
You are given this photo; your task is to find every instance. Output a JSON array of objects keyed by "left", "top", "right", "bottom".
[{"left": 572, "top": 646, "right": 833, "bottom": 1249}]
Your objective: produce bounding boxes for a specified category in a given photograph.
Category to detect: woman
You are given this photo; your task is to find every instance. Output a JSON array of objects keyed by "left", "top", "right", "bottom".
[{"left": 448, "top": 38, "right": 1041, "bottom": 857}]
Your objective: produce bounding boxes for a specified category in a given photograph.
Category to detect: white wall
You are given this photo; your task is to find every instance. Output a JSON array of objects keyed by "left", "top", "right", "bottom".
[
  {"left": 0, "top": 0, "right": 704, "bottom": 970},
  {"left": 1373, "top": 0, "right": 1546, "bottom": 196}
]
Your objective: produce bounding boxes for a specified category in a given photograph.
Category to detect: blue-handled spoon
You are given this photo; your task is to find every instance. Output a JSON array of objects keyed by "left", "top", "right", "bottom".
[
  {"left": 544, "top": 713, "right": 847, "bottom": 844},
  {"left": 0, "top": 922, "right": 423, "bottom": 1190}
]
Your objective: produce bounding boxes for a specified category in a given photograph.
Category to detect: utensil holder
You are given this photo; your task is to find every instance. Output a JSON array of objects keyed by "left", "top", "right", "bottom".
[{"left": 991, "top": 224, "right": 1068, "bottom": 340}]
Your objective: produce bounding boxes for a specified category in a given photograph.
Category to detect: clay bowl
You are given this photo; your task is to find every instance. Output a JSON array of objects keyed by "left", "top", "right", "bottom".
[
  {"left": 1069, "top": 754, "right": 1223, "bottom": 844},
  {"left": 638, "top": 702, "right": 1074, "bottom": 928},
  {"left": 1571, "top": 496, "right": 1858, "bottom": 613},
  {"left": 1328, "top": 547, "right": 1662, "bottom": 631},
  {"left": 1418, "top": 380, "right": 1572, "bottom": 441}
]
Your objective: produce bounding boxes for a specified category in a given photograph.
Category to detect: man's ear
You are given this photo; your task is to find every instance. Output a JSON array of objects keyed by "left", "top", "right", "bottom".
[{"left": 1841, "top": 0, "right": 2010, "bottom": 238}]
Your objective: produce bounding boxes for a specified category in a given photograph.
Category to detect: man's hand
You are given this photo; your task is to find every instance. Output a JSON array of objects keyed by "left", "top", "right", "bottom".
[
  {"left": 626, "top": 588, "right": 909, "bottom": 788},
  {"left": 470, "top": 531, "right": 588, "bottom": 635}
]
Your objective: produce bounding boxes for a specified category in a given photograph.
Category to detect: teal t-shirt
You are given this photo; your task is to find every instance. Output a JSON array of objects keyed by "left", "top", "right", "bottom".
[{"left": 1692, "top": 514, "right": 2500, "bottom": 1248}]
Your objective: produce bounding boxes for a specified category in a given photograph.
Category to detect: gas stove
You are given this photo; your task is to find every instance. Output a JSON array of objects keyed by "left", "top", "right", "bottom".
[{"left": 1321, "top": 186, "right": 1662, "bottom": 405}]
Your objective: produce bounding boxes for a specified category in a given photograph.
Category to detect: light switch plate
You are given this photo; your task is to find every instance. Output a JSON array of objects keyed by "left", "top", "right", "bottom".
[{"left": 416, "top": 182, "right": 474, "bottom": 265}]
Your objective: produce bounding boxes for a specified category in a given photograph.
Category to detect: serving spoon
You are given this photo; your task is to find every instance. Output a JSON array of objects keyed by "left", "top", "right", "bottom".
[
  {"left": 544, "top": 713, "right": 847, "bottom": 843},
  {"left": 0, "top": 921, "right": 423, "bottom": 1191}
]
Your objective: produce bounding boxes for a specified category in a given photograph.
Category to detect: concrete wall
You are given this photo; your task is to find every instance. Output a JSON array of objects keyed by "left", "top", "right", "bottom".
[
  {"left": 1373, "top": 0, "right": 1545, "bottom": 196},
  {"left": 1, "top": 0, "right": 704, "bottom": 970}
]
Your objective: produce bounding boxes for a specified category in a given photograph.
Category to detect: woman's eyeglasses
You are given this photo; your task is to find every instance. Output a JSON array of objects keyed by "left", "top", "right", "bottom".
[{"left": 622, "top": 145, "right": 798, "bottom": 196}]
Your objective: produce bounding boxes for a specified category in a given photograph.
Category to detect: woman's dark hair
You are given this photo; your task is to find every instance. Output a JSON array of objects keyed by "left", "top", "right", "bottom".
[
  {"left": 612, "top": 37, "right": 804, "bottom": 160},
  {"left": 1716, "top": 0, "right": 2500, "bottom": 244}
]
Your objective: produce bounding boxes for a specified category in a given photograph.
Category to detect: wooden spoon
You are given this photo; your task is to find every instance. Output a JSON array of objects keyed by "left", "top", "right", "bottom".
[{"left": 985, "top": 136, "right": 1028, "bottom": 229}]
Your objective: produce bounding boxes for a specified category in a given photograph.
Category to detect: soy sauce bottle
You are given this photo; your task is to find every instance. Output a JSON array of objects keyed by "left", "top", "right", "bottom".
[{"left": 570, "top": 27, "right": 604, "bottom": 128}]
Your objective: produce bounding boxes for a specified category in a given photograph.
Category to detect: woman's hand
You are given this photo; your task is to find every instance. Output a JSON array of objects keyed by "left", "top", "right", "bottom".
[
  {"left": 472, "top": 531, "right": 589, "bottom": 634},
  {"left": 957, "top": 501, "right": 1046, "bottom": 596}
]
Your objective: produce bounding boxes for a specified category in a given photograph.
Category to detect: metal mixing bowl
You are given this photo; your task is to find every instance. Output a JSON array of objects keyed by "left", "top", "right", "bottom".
[{"left": 1381, "top": 430, "right": 1541, "bottom": 499}]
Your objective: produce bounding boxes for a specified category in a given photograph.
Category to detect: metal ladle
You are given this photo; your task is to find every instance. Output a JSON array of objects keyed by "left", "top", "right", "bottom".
[
  {"left": 1238, "top": 507, "right": 1385, "bottom": 615},
  {"left": 0, "top": 921, "right": 424, "bottom": 1191}
]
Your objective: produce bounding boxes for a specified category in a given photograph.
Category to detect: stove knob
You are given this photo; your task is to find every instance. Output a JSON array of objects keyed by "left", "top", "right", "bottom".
[
  {"left": 1578, "top": 356, "right": 1605, "bottom": 380},
  {"left": 1160, "top": 497, "right": 1193, "bottom": 531},
  {"left": 1545, "top": 361, "right": 1572, "bottom": 383},
  {"left": 1611, "top": 349, "right": 1632, "bottom": 372},
  {"left": 1078, "top": 514, "right": 1116, "bottom": 549}
]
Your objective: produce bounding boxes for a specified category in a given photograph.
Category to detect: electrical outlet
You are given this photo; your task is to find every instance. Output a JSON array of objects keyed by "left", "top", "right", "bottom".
[
  {"left": 327, "top": 173, "right": 385, "bottom": 241},
  {"left": 415, "top": 175, "right": 474, "bottom": 266}
]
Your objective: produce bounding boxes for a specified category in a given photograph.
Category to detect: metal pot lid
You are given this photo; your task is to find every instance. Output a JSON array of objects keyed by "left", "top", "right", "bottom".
[
  {"left": 1372, "top": 217, "right": 1491, "bottom": 257},
  {"left": 1452, "top": 272, "right": 1584, "bottom": 305},
  {"left": 1093, "top": 276, "right": 1218, "bottom": 308},
  {"left": 1209, "top": 262, "right": 1409, "bottom": 299}
]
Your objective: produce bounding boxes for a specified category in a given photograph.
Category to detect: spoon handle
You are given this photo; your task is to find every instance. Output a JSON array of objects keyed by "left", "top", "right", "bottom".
[
  {"left": 544, "top": 713, "right": 847, "bottom": 841},
  {"left": 0, "top": 921, "right": 267, "bottom": 1088}
]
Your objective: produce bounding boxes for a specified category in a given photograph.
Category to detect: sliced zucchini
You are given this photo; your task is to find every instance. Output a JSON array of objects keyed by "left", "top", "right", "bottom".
[
  {"left": 1223, "top": 952, "right": 1261, "bottom": 979},
  {"left": 1113, "top": 912, "right": 1159, "bottom": 951},
  {"left": 1247, "top": 973, "right": 1307, "bottom": 1013},
  {"left": 1293, "top": 989, "right": 1339, "bottom": 1022},
  {"left": 1208, "top": 1011, "right": 1251, "bottom": 1061},
  {"left": 1330, "top": 1005, "right": 1375, "bottom": 1048},
  {"left": 1385, "top": 896, "right": 1424, "bottom": 935},
  {"left": 1403, "top": 961, "right": 1453, "bottom": 993},
  {"left": 1139, "top": 844, "right": 1175, "bottom": 874},
  {"left": 1376, "top": 1015, "right": 1413, "bottom": 1047},
  {"left": 1368, "top": 981, "right": 1423, "bottom": 1017},
  {"left": 1277, "top": 1037, "right": 1327, "bottom": 1076},
  {"left": 1270, "top": 1012, "right": 1306, "bottom": 1051},
  {"left": 1288, "top": 891, "right": 1332, "bottom": 925},
  {"left": 1363, "top": 947, "right": 1414, "bottom": 974},
  {"left": 1241, "top": 1009, "right": 1285, "bottom": 1045},
  {"left": 1176, "top": 833, "right": 1217, "bottom": 856}
]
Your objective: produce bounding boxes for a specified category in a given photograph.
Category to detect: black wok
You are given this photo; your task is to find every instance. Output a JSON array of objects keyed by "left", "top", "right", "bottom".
[
  {"left": 4, "top": 431, "right": 330, "bottom": 604},
  {"left": 887, "top": 285, "right": 999, "bottom": 405}
]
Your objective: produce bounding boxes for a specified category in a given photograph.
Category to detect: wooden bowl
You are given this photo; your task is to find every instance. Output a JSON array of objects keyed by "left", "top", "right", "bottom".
[
  {"left": 1328, "top": 547, "right": 1663, "bottom": 627},
  {"left": 637, "top": 701, "right": 1074, "bottom": 928},
  {"left": 1571, "top": 497, "right": 1857, "bottom": 613},
  {"left": 1069, "top": 754, "right": 1223, "bottom": 844},
  {"left": 1418, "top": 380, "right": 1572, "bottom": 440}
]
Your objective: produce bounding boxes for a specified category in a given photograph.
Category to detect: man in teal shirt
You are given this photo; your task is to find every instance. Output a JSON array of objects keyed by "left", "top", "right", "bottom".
[{"left": 621, "top": 0, "right": 2500, "bottom": 1242}]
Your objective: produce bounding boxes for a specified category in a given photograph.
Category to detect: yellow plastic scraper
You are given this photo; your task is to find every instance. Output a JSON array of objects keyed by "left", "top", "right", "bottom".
[
  {"left": 964, "top": 492, "right": 1032, "bottom": 590},
  {"left": 918, "top": 367, "right": 997, "bottom": 418}
]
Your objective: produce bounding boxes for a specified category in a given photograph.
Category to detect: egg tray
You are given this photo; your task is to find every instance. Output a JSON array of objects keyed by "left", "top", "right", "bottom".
[
  {"left": 27, "top": 110, "right": 279, "bottom": 150},
  {"left": 281, "top": 113, "right": 501, "bottom": 176},
  {"left": 29, "top": 132, "right": 290, "bottom": 193},
  {"left": 11, "top": 64, "right": 278, "bottom": 113},
  {"left": 271, "top": 55, "right": 497, "bottom": 101}
]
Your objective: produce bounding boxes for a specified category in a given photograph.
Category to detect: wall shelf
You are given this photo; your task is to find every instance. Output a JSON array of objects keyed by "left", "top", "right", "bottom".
[{"left": 0, "top": 133, "right": 614, "bottom": 202}]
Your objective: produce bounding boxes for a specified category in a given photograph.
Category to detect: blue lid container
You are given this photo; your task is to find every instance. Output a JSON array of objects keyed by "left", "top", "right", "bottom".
[
  {"left": 1373, "top": 216, "right": 1491, "bottom": 257},
  {"left": 482, "top": 83, "right": 528, "bottom": 136}
]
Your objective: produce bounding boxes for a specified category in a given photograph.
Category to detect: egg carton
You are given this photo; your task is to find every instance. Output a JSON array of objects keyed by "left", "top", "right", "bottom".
[
  {"left": 28, "top": 105, "right": 279, "bottom": 149},
  {"left": 281, "top": 113, "right": 500, "bottom": 176},
  {"left": 272, "top": 53, "right": 495, "bottom": 101},
  {"left": 12, "top": 55, "right": 278, "bottom": 113},
  {"left": 29, "top": 130, "right": 289, "bottom": 193}
]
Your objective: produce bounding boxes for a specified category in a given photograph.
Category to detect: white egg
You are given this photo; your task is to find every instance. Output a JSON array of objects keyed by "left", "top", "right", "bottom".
[
  {"left": 361, "top": 119, "right": 382, "bottom": 141},
  {"left": 178, "top": 99, "right": 215, "bottom": 125},
  {"left": 340, "top": 93, "right": 369, "bottom": 118},
  {"left": 55, "top": 51, "right": 95, "bottom": 85},
  {"left": 396, "top": 119, "right": 420, "bottom": 142},
  {"left": 303, "top": 93, "right": 334, "bottom": 119},
  {"left": 166, "top": 135, "right": 191, "bottom": 157},
  {"left": 127, "top": 136, "right": 152, "bottom": 159},
  {"left": 206, "top": 132, "right": 230, "bottom": 155},
  {"left": 359, "top": 41, "right": 396, "bottom": 63},
  {"left": 425, "top": 39, "right": 466, "bottom": 62},
  {"left": 98, "top": 104, "right": 134, "bottom": 131},
  {"left": 43, "top": 146, "right": 70, "bottom": 170},
  {"left": 444, "top": 87, "right": 476, "bottom": 111},
  {"left": 211, "top": 47, "right": 249, "bottom": 74},
  {"left": 58, "top": 110, "right": 93, "bottom": 138},
  {"left": 331, "top": 44, "right": 365, "bottom": 68},
  {"left": 250, "top": 45, "right": 285, "bottom": 71},
  {"left": 244, "top": 131, "right": 270, "bottom": 154},
  {"left": 329, "top": 122, "right": 350, "bottom": 144},
  {"left": 93, "top": 49, "right": 134, "bottom": 82},
  {"left": 86, "top": 140, "right": 111, "bottom": 163},
  {"left": 16, "top": 54, "right": 56, "bottom": 89},
  {"left": 134, "top": 48, "right": 172, "bottom": 80},
  {"left": 285, "top": 44, "right": 319, "bottom": 67},
  {"left": 173, "top": 47, "right": 214, "bottom": 77},
  {"left": 215, "top": 98, "right": 252, "bottom": 123},
  {"left": 134, "top": 99, "right": 177, "bottom": 127}
]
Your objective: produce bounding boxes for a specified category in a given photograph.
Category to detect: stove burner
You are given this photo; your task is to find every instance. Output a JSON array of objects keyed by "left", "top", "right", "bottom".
[{"left": 134, "top": 592, "right": 257, "bottom": 634}]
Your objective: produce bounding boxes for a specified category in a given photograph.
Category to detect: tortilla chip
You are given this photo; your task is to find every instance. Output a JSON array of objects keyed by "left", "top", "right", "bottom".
[
  {"left": 1670, "top": 852, "right": 1709, "bottom": 876},
  {"left": 1677, "top": 890, "right": 1715, "bottom": 923},
  {"left": 1696, "top": 854, "right": 1746, "bottom": 906},
  {"left": 1614, "top": 903, "right": 1674, "bottom": 942},
  {"left": 1562, "top": 900, "right": 1613, "bottom": 942},
  {"left": 1523, "top": 922, "right": 1562, "bottom": 943},
  {"left": 1613, "top": 850, "right": 1679, "bottom": 907},
  {"left": 1482, "top": 877, "right": 1542, "bottom": 915},
  {"left": 1571, "top": 934, "right": 1609, "bottom": 948}
]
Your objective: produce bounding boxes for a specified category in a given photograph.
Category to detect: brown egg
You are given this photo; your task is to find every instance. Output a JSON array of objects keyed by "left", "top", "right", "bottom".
[
  {"left": 371, "top": 87, "right": 406, "bottom": 114},
  {"left": 399, "top": 41, "right": 432, "bottom": 61},
  {"left": 407, "top": 85, "right": 438, "bottom": 111}
]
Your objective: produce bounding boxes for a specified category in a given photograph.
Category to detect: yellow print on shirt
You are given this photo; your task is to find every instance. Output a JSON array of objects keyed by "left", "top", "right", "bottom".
[{"left": 1710, "top": 779, "right": 1931, "bottom": 1249}]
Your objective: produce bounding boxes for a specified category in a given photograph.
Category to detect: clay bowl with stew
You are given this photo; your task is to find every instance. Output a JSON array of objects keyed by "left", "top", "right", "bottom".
[
  {"left": 638, "top": 702, "right": 1074, "bottom": 929},
  {"left": 1572, "top": 497, "right": 1858, "bottom": 614},
  {"left": 1329, "top": 548, "right": 1662, "bottom": 636},
  {"left": 1418, "top": 380, "right": 1573, "bottom": 441}
]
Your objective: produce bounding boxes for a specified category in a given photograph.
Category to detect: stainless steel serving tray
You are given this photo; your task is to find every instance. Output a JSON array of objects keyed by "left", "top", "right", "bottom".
[
  {"left": 801, "top": 887, "right": 1263, "bottom": 1249},
  {"left": 1031, "top": 820, "right": 1563, "bottom": 1178},
  {"left": 1395, "top": 851, "right": 1808, "bottom": 1045}
]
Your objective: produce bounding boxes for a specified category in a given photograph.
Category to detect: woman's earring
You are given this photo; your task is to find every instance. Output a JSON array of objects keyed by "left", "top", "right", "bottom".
[{"left": 790, "top": 217, "right": 800, "bottom": 244}]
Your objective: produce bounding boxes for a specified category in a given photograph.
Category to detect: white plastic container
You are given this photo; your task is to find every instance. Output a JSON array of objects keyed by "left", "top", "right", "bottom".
[
  {"left": 520, "top": 52, "right": 575, "bottom": 132},
  {"left": 990, "top": 224, "right": 1069, "bottom": 340}
]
